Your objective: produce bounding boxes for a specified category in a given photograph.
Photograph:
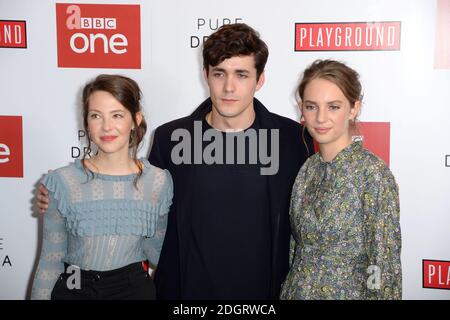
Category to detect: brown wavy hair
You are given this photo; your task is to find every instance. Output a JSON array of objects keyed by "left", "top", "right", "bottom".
[
  {"left": 81, "top": 74, "right": 147, "bottom": 187},
  {"left": 202, "top": 23, "right": 268, "bottom": 81},
  {"left": 297, "top": 59, "right": 363, "bottom": 152}
]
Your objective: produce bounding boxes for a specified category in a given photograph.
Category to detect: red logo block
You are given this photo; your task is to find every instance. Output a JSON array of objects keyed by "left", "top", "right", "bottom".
[
  {"left": 423, "top": 260, "right": 450, "bottom": 290},
  {"left": 434, "top": 0, "right": 450, "bottom": 69},
  {"left": 56, "top": 4, "right": 141, "bottom": 69},
  {"left": 295, "top": 22, "right": 401, "bottom": 51},
  {"left": 0, "top": 116, "right": 23, "bottom": 178},
  {"left": 0, "top": 20, "right": 27, "bottom": 48},
  {"left": 354, "top": 122, "right": 390, "bottom": 167},
  {"left": 311, "top": 122, "right": 391, "bottom": 166}
]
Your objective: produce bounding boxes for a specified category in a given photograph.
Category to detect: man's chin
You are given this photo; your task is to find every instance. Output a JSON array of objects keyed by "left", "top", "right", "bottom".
[{"left": 215, "top": 108, "right": 241, "bottom": 119}]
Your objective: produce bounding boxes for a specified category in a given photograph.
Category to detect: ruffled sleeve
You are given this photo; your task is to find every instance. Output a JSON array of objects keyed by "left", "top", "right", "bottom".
[
  {"left": 363, "top": 165, "right": 402, "bottom": 300},
  {"left": 40, "top": 170, "right": 69, "bottom": 214},
  {"left": 149, "top": 168, "right": 173, "bottom": 217},
  {"left": 31, "top": 172, "right": 68, "bottom": 300},
  {"left": 142, "top": 169, "right": 173, "bottom": 267}
]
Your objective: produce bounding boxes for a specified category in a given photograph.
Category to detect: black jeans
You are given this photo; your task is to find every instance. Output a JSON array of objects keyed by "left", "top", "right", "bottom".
[{"left": 51, "top": 262, "right": 155, "bottom": 300}]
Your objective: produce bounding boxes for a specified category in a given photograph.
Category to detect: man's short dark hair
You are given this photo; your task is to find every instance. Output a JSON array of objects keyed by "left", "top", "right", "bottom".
[{"left": 202, "top": 23, "right": 269, "bottom": 81}]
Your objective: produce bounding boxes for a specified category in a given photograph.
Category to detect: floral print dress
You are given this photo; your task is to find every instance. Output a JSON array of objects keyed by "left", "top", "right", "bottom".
[{"left": 280, "top": 141, "right": 402, "bottom": 300}]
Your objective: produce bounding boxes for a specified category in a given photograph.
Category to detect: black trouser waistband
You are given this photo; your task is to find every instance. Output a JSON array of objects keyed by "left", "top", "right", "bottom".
[{"left": 63, "top": 262, "right": 145, "bottom": 281}]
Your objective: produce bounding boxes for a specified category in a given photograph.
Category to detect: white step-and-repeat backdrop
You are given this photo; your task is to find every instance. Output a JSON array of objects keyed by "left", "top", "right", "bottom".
[{"left": 1, "top": 0, "right": 449, "bottom": 299}]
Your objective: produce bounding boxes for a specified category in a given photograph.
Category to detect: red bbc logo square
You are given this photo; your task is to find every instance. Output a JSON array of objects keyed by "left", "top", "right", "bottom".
[
  {"left": 0, "top": 116, "right": 23, "bottom": 178},
  {"left": 56, "top": 3, "right": 141, "bottom": 69},
  {"left": 423, "top": 260, "right": 450, "bottom": 290}
]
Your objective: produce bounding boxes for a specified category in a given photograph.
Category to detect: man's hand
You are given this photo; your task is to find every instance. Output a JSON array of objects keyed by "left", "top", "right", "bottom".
[{"left": 36, "top": 184, "right": 50, "bottom": 213}]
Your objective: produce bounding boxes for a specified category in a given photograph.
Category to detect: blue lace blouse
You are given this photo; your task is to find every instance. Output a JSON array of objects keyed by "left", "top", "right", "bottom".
[{"left": 31, "top": 158, "right": 173, "bottom": 300}]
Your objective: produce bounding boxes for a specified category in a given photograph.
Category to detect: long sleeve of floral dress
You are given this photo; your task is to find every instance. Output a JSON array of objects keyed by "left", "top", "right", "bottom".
[
  {"left": 280, "top": 141, "right": 402, "bottom": 300},
  {"left": 362, "top": 162, "right": 402, "bottom": 299}
]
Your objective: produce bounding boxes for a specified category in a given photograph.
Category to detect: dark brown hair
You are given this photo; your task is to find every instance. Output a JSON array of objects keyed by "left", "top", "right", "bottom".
[
  {"left": 82, "top": 74, "right": 147, "bottom": 187},
  {"left": 202, "top": 23, "right": 268, "bottom": 80}
]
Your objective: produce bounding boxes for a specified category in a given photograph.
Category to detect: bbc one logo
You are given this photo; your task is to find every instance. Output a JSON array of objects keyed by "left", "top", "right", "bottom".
[
  {"left": 0, "top": 20, "right": 27, "bottom": 48},
  {"left": 56, "top": 3, "right": 141, "bottom": 69},
  {"left": 295, "top": 21, "right": 401, "bottom": 51},
  {"left": 0, "top": 116, "right": 23, "bottom": 178}
]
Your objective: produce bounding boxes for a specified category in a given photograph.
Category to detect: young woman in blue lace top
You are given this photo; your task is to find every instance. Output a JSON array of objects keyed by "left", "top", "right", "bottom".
[
  {"left": 280, "top": 60, "right": 402, "bottom": 300},
  {"left": 31, "top": 75, "right": 173, "bottom": 300}
]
